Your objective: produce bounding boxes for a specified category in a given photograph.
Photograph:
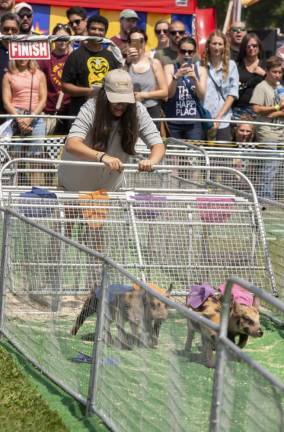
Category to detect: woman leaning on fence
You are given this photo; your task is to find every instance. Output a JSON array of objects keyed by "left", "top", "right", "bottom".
[
  {"left": 58, "top": 69, "right": 165, "bottom": 192},
  {"left": 2, "top": 59, "right": 47, "bottom": 154}
]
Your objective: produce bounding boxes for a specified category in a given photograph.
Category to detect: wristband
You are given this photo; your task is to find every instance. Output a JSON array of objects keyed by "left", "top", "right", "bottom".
[
  {"left": 99, "top": 153, "right": 106, "bottom": 162},
  {"left": 274, "top": 104, "right": 280, "bottom": 111}
]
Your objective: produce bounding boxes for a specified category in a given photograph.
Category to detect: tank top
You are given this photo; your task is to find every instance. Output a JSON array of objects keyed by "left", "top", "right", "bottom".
[
  {"left": 165, "top": 63, "right": 201, "bottom": 124},
  {"left": 128, "top": 63, "right": 158, "bottom": 108},
  {"left": 6, "top": 68, "right": 42, "bottom": 113}
]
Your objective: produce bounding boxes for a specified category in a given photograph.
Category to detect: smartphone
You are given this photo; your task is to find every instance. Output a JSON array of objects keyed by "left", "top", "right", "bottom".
[
  {"left": 185, "top": 58, "right": 193, "bottom": 67},
  {"left": 130, "top": 39, "right": 142, "bottom": 49}
]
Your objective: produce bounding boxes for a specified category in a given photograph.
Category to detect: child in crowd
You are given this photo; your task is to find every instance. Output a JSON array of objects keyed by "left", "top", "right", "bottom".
[{"left": 250, "top": 56, "right": 284, "bottom": 200}]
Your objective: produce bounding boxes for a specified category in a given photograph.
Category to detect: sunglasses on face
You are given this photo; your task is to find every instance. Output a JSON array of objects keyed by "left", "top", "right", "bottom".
[
  {"left": 2, "top": 26, "right": 18, "bottom": 33},
  {"left": 179, "top": 48, "right": 195, "bottom": 55},
  {"left": 130, "top": 37, "right": 145, "bottom": 43},
  {"left": 155, "top": 28, "right": 169, "bottom": 35},
  {"left": 170, "top": 30, "right": 185, "bottom": 36},
  {"left": 231, "top": 26, "right": 246, "bottom": 32},
  {"left": 19, "top": 11, "right": 33, "bottom": 19},
  {"left": 69, "top": 18, "right": 83, "bottom": 27},
  {"left": 247, "top": 44, "right": 258, "bottom": 48}
]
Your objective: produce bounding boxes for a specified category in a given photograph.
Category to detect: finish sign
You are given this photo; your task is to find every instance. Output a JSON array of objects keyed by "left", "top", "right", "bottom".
[{"left": 9, "top": 40, "right": 50, "bottom": 60}]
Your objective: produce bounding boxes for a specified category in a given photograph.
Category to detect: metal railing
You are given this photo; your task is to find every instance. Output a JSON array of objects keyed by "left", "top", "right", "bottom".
[{"left": 0, "top": 206, "right": 283, "bottom": 431}]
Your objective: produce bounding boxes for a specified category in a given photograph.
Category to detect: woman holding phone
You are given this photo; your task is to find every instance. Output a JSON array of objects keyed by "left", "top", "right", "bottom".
[
  {"left": 164, "top": 36, "right": 207, "bottom": 139},
  {"left": 125, "top": 28, "right": 167, "bottom": 129}
]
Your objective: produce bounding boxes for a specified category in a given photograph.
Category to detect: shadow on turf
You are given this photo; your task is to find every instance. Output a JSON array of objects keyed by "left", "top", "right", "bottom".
[
  {"left": 261, "top": 317, "right": 284, "bottom": 339},
  {"left": 0, "top": 339, "right": 109, "bottom": 432}
]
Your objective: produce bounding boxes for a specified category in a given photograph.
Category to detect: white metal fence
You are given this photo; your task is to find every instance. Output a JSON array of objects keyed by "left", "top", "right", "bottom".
[{"left": 0, "top": 207, "right": 283, "bottom": 431}]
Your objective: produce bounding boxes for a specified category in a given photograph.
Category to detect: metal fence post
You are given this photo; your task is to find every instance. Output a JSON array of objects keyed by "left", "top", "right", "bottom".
[
  {"left": 86, "top": 262, "right": 109, "bottom": 416},
  {"left": 0, "top": 211, "right": 11, "bottom": 336},
  {"left": 209, "top": 279, "right": 233, "bottom": 432}
]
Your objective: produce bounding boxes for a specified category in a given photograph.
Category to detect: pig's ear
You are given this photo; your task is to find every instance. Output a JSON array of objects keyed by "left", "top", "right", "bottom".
[{"left": 253, "top": 296, "right": 260, "bottom": 310}]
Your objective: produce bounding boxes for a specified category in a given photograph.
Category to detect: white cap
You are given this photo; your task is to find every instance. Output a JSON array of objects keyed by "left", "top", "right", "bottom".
[{"left": 15, "top": 2, "right": 33, "bottom": 14}]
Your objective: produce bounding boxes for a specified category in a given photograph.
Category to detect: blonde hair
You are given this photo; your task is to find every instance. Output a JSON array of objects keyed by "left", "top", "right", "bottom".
[
  {"left": 234, "top": 115, "right": 256, "bottom": 141},
  {"left": 204, "top": 30, "right": 230, "bottom": 80},
  {"left": 8, "top": 60, "right": 39, "bottom": 74}
]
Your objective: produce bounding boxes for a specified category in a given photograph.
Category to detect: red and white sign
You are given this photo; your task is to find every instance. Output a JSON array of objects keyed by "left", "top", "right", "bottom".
[{"left": 8, "top": 40, "right": 50, "bottom": 60}]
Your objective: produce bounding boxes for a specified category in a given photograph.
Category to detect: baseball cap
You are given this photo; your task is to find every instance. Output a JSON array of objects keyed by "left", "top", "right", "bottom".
[
  {"left": 15, "top": 2, "right": 33, "bottom": 13},
  {"left": 119, "top": 9, "right": 139, "bottom": 20},
  {"left": 104, "top": 69, "right": 135, "bottom": 104}
]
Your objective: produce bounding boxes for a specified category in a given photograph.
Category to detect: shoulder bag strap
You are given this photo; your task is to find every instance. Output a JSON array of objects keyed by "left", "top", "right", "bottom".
[
  {"left": 208, "top": 68, "right": 226, "bottom": 101},
  {"left": 28, "top": 72, "right": 34, "bottom": 113}
]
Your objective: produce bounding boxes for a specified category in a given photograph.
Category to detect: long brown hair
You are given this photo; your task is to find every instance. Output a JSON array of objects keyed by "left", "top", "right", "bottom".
[
  {"left": 204, "top": 30, "right": 230, "bottom": 79},
  {"left": 93, "top": 88, "right": 138, "bottom": 155}
]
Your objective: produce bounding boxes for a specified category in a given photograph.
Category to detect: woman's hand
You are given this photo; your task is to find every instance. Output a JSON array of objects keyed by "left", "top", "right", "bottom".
[
  {"left": 175, "top": 63, "right": 193, "bottom": 80},
  {"left": 17, "top": 118, "right": 33, "bottom": 134},
  {"left": 134, "top": 91, "right": 146, "bottom": 102},
  {"left": 126, "top": 47, "right": 139, "bottom": 64},
  {"left": 138, "top": 159, "right": 154, "bottom": 172},
  {"left": 101, "top": 154, "right": 124, "bottom": 172}
]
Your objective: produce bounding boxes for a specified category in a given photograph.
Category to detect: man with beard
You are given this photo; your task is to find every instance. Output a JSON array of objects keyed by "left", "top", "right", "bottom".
[
  {"left": 111, "top": 9, "right": 138, "bottom": 56},
  {"left": 154, "top": 20, "right": 187, "bottom": 66},
  {"left": 15, "top": 2, "right": 38, "bottom": 35},
  {"left": 0, "top": 0, "right": 14, "bottom": 19},
  {"left": 229, "top": 21, "right": 247, "bottom": 62}
]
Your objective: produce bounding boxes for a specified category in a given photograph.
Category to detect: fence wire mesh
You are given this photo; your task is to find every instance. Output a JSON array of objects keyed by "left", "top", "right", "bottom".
[
  {"left": 0, "top": 187, "right": 274, "bottom": 297},
  {"left": 1, "top": 211, "right": 283, "bottom": 432},
  {"left": 211, "top": 340, "right": 284, "bottom": 432}
]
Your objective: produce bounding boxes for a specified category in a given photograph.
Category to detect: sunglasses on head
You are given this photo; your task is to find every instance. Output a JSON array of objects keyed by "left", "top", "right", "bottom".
[
  {"left": 54, "top": 23, "right": 70, "bottom": 32},
  {"left": 231, "top": 26, "right": 246, "bottom": 32},
  {"left": 19, "top": 11, "right": 33, "bottom": 19},
  {"left": 69, "top": 18, "right": 83, "bottom": 27},
  {"left": 155, "top": 28, "right": 169, "bottom": 35},
  {"left": 170, "top": 30, "right": 185, "bottom": 36},
  {"left": 179, "top": 48, "right": 195, "bottom": 55}
]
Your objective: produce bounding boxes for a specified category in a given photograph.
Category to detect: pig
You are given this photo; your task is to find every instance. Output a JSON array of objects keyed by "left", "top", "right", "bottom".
[
  {"left": 70, "top": 284, "right": 145, "bottom": 349},
  {"left": 185, "top": 292, "right": 222, "bottom": 368},
  {"left": 227, "top": 296, "right": 263, "bottom": 348},
  {"left": 143, "top": 283, "right": 173, "bottom": 348},
  {"left": 184, "top": 283, "right": 263, "bottom": 368}
]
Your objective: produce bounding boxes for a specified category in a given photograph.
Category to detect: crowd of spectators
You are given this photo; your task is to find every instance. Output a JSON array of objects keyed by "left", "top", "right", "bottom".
[{"left": 0, "top": 3, "right": 284, "bottom": 196}]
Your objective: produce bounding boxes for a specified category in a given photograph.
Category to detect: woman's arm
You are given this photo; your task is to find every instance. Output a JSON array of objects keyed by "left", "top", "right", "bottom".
[
  {"left": 135, "top": 59, "right": 168, "bottom": 102},
  {"left": 192, "top": 65, "right": 207, "bottom": 100},
  {"left": 164, "top": 63, "right": 177, "bottom": 99},
  {"left": 2, "top": 74, "right": 18, "bottom": 115},
  {"left": 138, "top": 143, "right": 165, "bottom": 171},
  {"left": 65, "top": 136, "right": 124, "bottom": 172},
  {"left": 215, "top": 95, "right": 235, "bottom": 128},
  {"left": 32, "top": 72, "right": 47, "bottom": 115}
]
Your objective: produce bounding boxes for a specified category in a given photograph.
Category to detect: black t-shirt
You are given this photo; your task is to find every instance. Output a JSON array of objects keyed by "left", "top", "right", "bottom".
[
  {"left": 62, "top": 45, "right": 121, "bottom": 115},
  {"left": 234, "top": 60, "right": 266, "bottom": 108},
  {"left": 0, "top": 43, "right": 9, "bottom": 119}
]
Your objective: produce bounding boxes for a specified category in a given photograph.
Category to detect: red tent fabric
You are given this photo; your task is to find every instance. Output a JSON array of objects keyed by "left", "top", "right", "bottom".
[{"left": 26, "top": 0, "right": 197, "bottom": 14}]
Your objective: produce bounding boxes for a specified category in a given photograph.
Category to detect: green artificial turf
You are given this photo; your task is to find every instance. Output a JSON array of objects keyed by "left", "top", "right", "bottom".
[
  {"left": 0, "top": 342, "right": 67, "bottom": 432},
  {"left": 3, "top": 309, "right": 283, "bottom": 432},
  {"left": 0, "top": 341, "right": 109, "bottom": 432}
]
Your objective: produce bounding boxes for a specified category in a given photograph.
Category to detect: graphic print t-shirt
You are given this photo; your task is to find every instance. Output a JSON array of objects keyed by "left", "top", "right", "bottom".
[
  {"left": 62, "top": 46, "right": 121, "bottom": 115},
  {"left": 38, "top": 52, "right": 71, "bottom": 113},
  {"left": 165, "top": 67, "right": 199, "bottom": 125}
]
